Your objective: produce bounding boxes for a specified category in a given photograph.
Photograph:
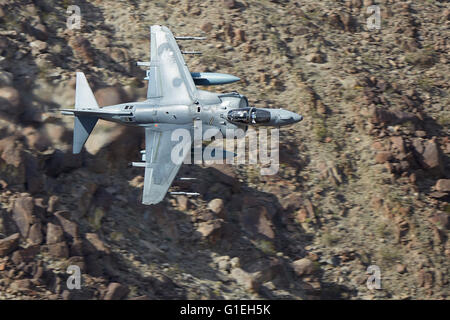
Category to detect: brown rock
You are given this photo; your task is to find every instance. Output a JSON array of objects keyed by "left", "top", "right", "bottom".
[
  {"left": 69, "top": 36, "right": 94, "bottom": 64},
  {"left": 0, "top": 137, "right": 26, "bottom": 185},
  {"left": 230, "top": 268, "right": 259, "bottom": 292},
  {"left": 176, "top": 195, "right": 189, "bottom": 211},
  {"left": 207, "top": 198, "right": 225, "bottom": 216},
  {"left": 223, "top": 0, "right": 237, "bottom": 9},
  {"left": 46, "top": 223, "right": 64, "bottom": 245},
  {"left": 240, "top": 205, "right": 275, "bottom": 239},
  {"left": 292, "top": 258, "right": 315, "bottom": 276},
  {"left": 54, "top": 211, "right": 79, "bottom": 239},
  {"left": 201, "top": 22, "right": 213, "bottom": 33},
  {"left": 390, "top": 136, "right": 405, "bottom": 153},
  {"left": 197, "top": 219, "right": 223, "bottom": 243},
  {"left": 422, "top": 140, "right": 442, "bottom": 170},
  {"left": 47, "top": 196, "right": 59, "bottom": 213},
  {"left": 10, "top": 279, "right": 33, "bottom": 292},
  {"left": 0, "top": 87, "right": 20, "bottom": 112},
  {"left": 340, "top": 12, "right": 357, "bottom": 32},
  {"left": 429, "top": 212, "right": 449, "bottom": 230},
  {"left": 29, "top": 223, "right": 43, "bottom": 245},
  {"left": 85, "top": 233, "right": 111, "bottom": 254},
  {"left": 297, "top": 208, "right": 308, "bottom": 223},
  {"left": 371, "top": 141, "right": 384, "bottom": 151},
  {"left": 47, "top": 241, "right": 69, "bottom": 258},
  {"left": 375, "top": 151, "right": 392, "bottom": 164},
  {"left": 93, "top": 35, "right": 110, "bottom": 48},
  {"left": 306, "top": 52, "right": 326, "bottom": 64},
  {"left": 0, "top": 70, "right": 13, "bottom": 86},
  {"left": 435, "top": 179, "right": 450, "bottom": 192},
  {"left": 104, "top": 282, "right": 130, "bottom": 300},
  {"left": 11, "top": 245, "right": 39, "bottom": 264},
  {"left": 94, "top": 87, "right": 127, "bottom": 107},
  {"left": 396, "top": 264, "right": 407, "bottom": 274},
  {"left": 0, "top": 233, "right": 20, "bottom": 257},
  {"left": 372, "top": 107, "right": 417, "bottom": 126},
  {"left": 234, "top": 29, "right": 246, "bottom": 44},
  {"left": 30, "top": 40, "right": 47, "bottom": 54},
  {"left": 12, "top": 197, "right": 35, "bottom": 238}
]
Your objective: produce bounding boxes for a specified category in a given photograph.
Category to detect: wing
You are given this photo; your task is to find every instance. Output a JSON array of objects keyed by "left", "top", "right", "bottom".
[
  {"left": 142, "top": 125, "right": 192, "bottom": 205},
  {"left": 147, "top": 25, "right": 198, "bottom": 104}
]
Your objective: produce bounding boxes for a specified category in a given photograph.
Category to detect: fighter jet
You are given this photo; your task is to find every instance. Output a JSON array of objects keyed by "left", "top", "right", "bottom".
[{"left": 62, "top": 25, "right": 303, "bottom": 205}]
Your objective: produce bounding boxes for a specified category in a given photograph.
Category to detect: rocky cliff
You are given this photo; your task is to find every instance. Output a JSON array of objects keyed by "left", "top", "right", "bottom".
[{"left": 0, "top": 0, "right": 448, "bottom": 300}]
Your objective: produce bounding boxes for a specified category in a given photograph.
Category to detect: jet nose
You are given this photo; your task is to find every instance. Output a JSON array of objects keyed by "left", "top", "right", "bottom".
[
  {"left": 293, "top": 113, "right": 303, "bottom": 123},
  {"left": 279, "top": 110, "right": 303, "bottom": 124}
]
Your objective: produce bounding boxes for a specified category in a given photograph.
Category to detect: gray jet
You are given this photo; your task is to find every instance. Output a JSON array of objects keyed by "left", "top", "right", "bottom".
[{"left": 62, "top": 25, "right": 303, "bottom": 205}]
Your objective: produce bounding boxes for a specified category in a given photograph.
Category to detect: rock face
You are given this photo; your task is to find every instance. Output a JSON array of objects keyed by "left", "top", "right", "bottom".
[
  {"left": 104, "top": 283, "right": 129, "bottom": 300},
  {"left": 0, "top": 0, "right": 448, "bottom": 301},
  {"left": 46, "top": 223, "right": 64, "bottom": 245},
  {"left": 12, "top": 197, "right": 35, "bottom": 238},
  {"left": 0, "top": 233, "right": 20, "bottom": 257},
  {"left": 412, "top": 139, "right": 443, "bottom": 174}
]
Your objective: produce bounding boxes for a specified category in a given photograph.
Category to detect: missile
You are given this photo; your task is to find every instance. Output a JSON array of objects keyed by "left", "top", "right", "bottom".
[{"left": 191, "top": 72, "right": 240, "bottom": 86}]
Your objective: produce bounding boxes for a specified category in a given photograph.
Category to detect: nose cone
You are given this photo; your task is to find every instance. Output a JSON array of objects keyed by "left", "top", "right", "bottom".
[
  {"left": 293, "top": 113, "right": 303, "bottom": 123},
  {"left": 278, "top": 109, "right": 303, "bottom": 125}
]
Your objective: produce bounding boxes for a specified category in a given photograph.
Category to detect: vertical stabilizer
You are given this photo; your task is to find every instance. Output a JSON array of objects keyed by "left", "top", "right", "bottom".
[
  {"left": 75, "top": 72, "right": 99, "bottom": 109},
  {"left": 72, "top": 72, "right": 99, "bottom": 153}
]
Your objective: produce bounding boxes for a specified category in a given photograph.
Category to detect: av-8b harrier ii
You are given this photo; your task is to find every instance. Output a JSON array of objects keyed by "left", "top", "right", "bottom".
[{"left": 62, "top": 25, "right": 302, "bottom": 205}]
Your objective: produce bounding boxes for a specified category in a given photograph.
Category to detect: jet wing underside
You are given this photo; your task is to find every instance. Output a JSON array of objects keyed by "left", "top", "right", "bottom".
[{"left": 142, "top": 125, "right": 192, "bottom": 205}]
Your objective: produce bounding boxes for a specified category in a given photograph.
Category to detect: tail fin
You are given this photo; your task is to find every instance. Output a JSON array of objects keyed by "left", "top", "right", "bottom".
[{"left": 73, "top": 72, "right": 99, "bottom": 154}]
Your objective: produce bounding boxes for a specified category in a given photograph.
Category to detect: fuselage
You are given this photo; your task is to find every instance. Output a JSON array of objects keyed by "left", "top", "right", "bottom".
[{"left": 94, "top": 90, "right": 302, "bottom": 137}]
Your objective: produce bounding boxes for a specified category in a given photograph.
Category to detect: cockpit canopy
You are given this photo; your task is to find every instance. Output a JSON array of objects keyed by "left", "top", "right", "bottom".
[{"left": 227, "top": 108, "right": 271, "bottom": 125}]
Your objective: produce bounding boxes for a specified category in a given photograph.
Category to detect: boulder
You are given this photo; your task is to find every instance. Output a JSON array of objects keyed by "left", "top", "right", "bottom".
[
  {"left": 11, "top": 245, "right": 39, "bottom": 264},
  {"left": 104, "top": 282, "right": 130, "bottom": 300},
  {"left": 0, "top": 87, "right": 21, "bottom": 114},
  {"left": 412, "top": 139, "right": 443, "bottom": 173},
  {"left": 196, "top": 219, "right": 224, "bottom": 243},
  {"left": 12, "top": 197, "right": 35, "bottom": 238},
  {"left": 207, "top": 198, "right": 225, "bottom": 217},
  {"left": 28, "top": 223, "right": 44, "bottom": 245},
  {"left": 292, "top": 258, "right": 316, "bottom": 277},
  {"left": 230, "top": 268, "right": 259, "bottom": 292},
  {"left": 375, "top": 151, "right": 393, "bottom": 164},
  {"left": 0, "top": 233, "right": 20, "bottom": 257},
  {"left": 435, "top": 179, "right": 450, "bottom": 192},
  {"left": 54, "top": 211, "right": 79, "bottom": 240},
  {"left": 239, "top": 203, "right": 275, "bottom": 239},
  {"left": 46, "top": 223, "right": 64, "bottom": 245},
  {"left": 0, "top": 136, "right": 26, "bottom": 185},
  {"left": 223, "top": 0, "right": 237, "bottom": 9},
  {"left": 47, "top": 241, "right": 69, "bottom": 258}
]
